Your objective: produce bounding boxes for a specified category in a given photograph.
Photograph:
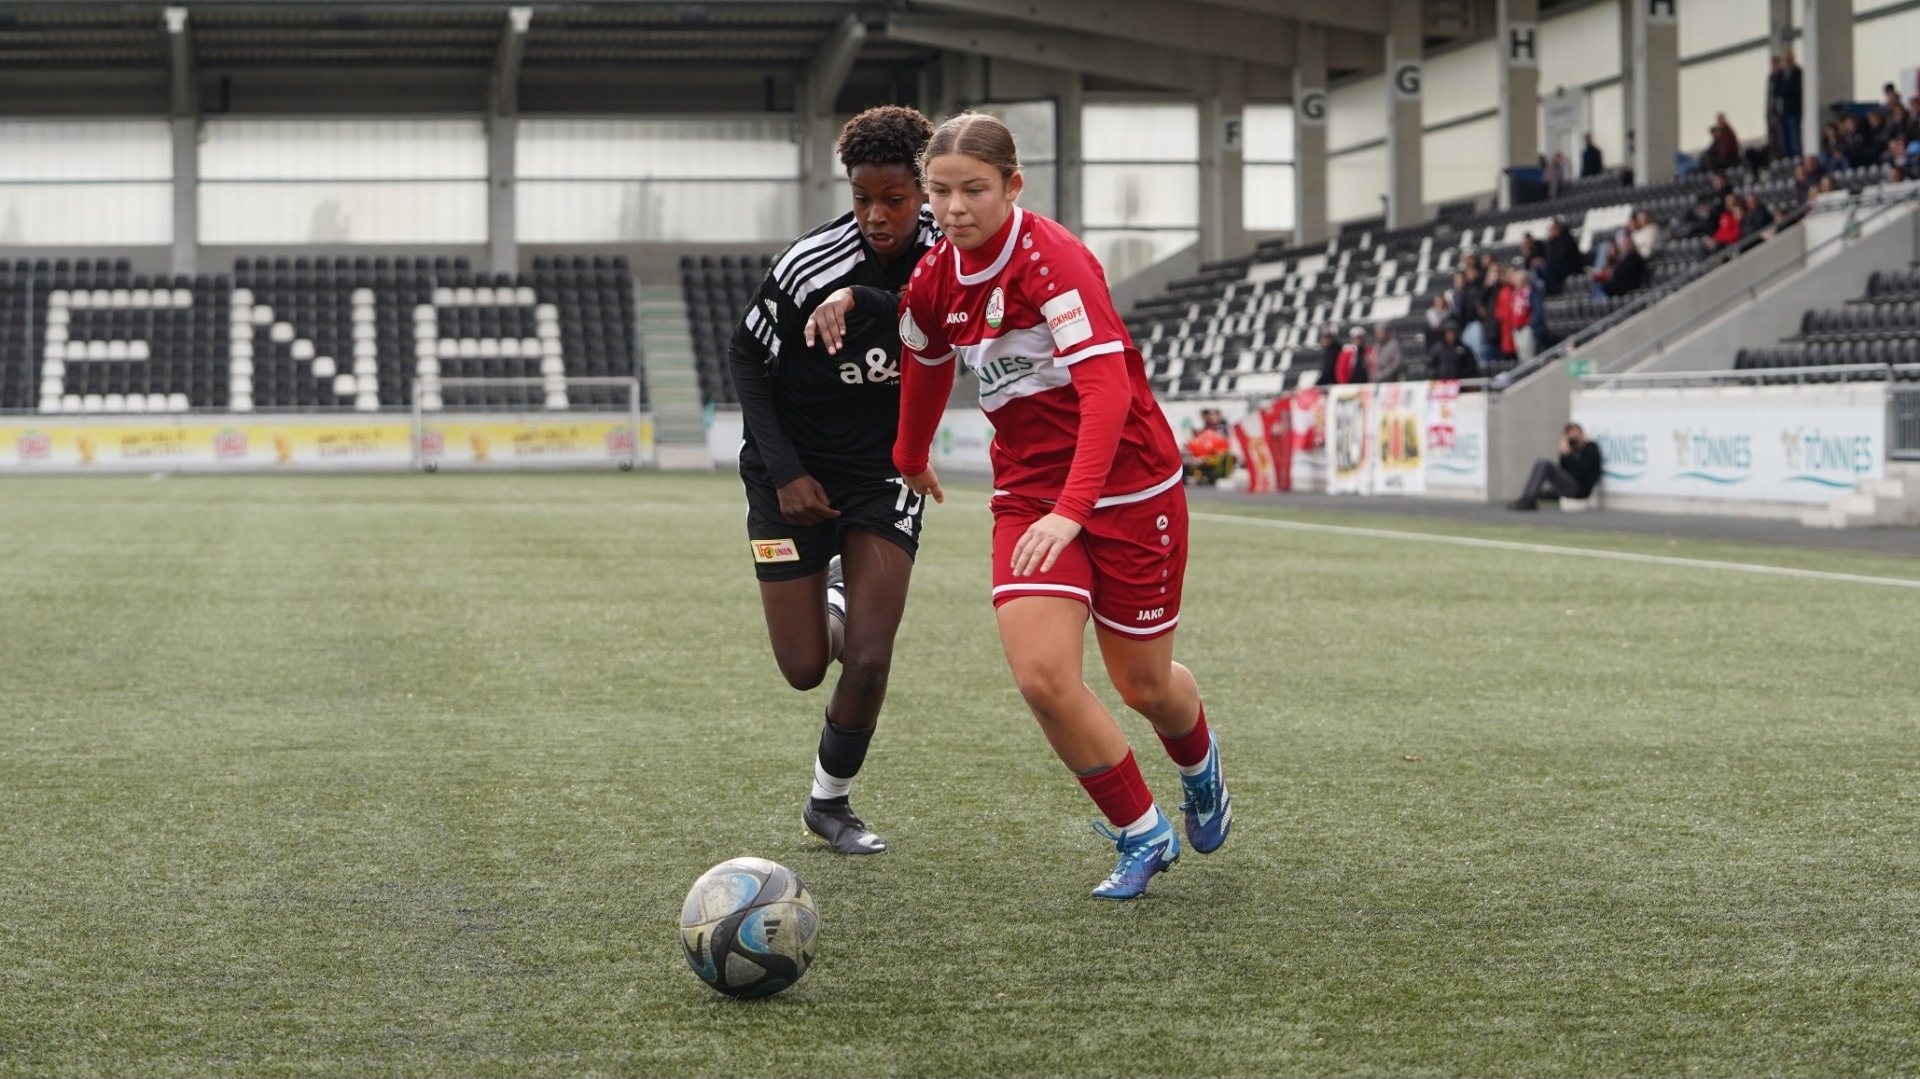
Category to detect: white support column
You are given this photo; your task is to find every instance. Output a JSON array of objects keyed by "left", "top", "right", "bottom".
[
  {"left": 1200, "top": 59, "right": 1248, "bottom": 262},
  {"left": 1801, "top": 0, "right": 1852, "bottom": 160},
  {"left": 1631, "top": 0, "right": 1679, "bottom": 185},
  {"left": 1293, "top": 22, "right": 1329, "bottom": 245},
  {"left": 800, "top": 15, "right": 867, "bottom": 226},
  {"left": 1498, "top": 0, "right": 1540, "bottom": 209},
  {"left": 1054, "top": 71, "right": 1085, "bottom": 235},
  {"left": 165, "top": 6, "right": 196, "bottom": 275},
  {"left": 1384, "top": 0, "right": 1424, "bottom": 229},
  {"left": 487, "top": 7, "right": 530, "bottom": 277}
]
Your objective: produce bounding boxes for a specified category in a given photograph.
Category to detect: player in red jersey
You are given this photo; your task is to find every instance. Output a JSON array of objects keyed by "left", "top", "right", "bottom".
[{"left": 816, "top": 112, "right": 1233, "bottom": 899}]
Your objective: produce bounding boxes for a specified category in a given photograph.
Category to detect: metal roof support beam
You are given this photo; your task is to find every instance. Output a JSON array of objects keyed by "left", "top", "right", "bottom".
[
  {"left": 488, "top": 6, "right": 530, "bottom": 276},
  {"left": 885, "top": 12, "right": 1242, "bottom": 94},
  {"left": 800, "top": 14, "right": 866, "bottom": 225},
  {"left": 166, "top": 6, "right": 197, "bottom": 276},
  {"left": 914, "top": 0, "right": 1301, "bottom": 73},
  {"left": 1195, "top": 0, "right": 1386, "bottom": 37}
]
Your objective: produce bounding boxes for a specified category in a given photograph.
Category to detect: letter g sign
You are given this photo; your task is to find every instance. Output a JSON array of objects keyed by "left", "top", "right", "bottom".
[{"left": 1393, "top": 63, "right": 1422, "bottom": 100}]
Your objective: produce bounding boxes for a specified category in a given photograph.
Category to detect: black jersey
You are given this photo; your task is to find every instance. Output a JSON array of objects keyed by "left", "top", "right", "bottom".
[{"left": 727, "top": 208, "right": 938, "bottom": 485}]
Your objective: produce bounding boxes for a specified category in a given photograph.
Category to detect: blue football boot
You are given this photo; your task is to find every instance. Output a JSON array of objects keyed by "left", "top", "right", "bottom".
[
  {"left": 1090, "top": 809, "right": 1179, "bottom": 900},
  {"left": 1178, "top": 736, "right": 1233, "bottom": 854}
]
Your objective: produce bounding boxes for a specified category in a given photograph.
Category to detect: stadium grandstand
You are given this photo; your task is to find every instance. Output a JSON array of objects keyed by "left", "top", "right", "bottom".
[{"left": 0, "top": 0, "right": 1916, "bottom": 518}]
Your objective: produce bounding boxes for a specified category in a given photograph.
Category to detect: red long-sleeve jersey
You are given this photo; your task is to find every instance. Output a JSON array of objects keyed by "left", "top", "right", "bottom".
[{"left": 892, "top": 206, "right": 1182, "bottom": 524}]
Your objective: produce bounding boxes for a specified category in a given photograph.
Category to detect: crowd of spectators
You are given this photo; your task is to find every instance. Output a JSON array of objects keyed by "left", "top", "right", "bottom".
[{"left": 1296, "top": 60, "right": 1916, "bottom": 389}]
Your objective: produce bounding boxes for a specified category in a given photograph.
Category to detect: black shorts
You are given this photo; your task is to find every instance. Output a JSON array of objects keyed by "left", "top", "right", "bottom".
[{"left": 742, "top": 467, "right": 926, "bottom": 582}]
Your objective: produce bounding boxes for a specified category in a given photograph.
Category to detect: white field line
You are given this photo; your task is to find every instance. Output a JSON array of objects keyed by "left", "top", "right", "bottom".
[{"left": 1188, "top": 511, "right": 1920, "bottom": 591}]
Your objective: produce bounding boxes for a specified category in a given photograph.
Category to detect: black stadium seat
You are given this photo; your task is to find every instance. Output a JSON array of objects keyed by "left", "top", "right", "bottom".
[{"left": 0, "top": 253, "right": 645, "bottom": 414}]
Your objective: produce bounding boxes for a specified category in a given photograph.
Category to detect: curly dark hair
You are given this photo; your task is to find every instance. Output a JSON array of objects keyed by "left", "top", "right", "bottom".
[{"left": 837, "top": 105, "right": 935, "bottom": 178}]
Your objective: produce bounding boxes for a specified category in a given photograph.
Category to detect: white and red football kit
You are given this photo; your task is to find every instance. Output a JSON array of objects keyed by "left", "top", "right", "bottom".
[{"left": 893, "top": 206, "right": 1188, "bottom": 639}]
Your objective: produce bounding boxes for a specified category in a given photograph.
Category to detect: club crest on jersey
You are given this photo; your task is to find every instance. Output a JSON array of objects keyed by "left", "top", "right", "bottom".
[
  {"left": 751, "top": 538, "right": 801, "bottom": 563},
  {"left": 899, "top": 309, "right": 928, "bottom": 352},
  {"left": 986, "top": 287, "right": 1005, "bottom": 329}
]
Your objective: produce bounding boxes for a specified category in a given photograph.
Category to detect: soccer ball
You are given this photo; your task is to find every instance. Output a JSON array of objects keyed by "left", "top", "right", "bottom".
[{"left": 679, "top": 857, "right": 819, "bottom": 998}]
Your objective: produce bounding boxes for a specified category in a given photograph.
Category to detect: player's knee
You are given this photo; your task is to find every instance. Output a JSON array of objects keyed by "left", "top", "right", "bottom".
[
  {"left": 838, "top": 645, "right": 893, "bottom": 697},
  {"left": 774, "top": 653, "right": 831, "bottom": 691},
  {"left": 1112, "top": 667, "right": 1174, "bottom": 715},
  {"left": 1011, "top": 665, "right": 1080, "bottom": 715}
]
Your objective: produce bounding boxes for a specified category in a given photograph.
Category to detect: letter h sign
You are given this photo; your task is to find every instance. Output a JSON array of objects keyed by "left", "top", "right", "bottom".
[{"left": 1507, "top": 23, "right": 1537, "bottom": 67}]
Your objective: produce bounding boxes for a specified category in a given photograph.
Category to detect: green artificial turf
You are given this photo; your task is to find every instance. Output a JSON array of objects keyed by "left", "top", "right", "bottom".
[{"left": 2, "top": 472, "right": 1918, "bottom": 1077}]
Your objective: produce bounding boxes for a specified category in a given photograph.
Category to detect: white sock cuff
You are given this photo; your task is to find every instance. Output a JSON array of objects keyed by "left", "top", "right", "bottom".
[
  {"left": 811, "top": 756, "right": 853, "bottom": 801},
  {"left": 1121, "top": 807, "right": 1160, "bottom": 837}
]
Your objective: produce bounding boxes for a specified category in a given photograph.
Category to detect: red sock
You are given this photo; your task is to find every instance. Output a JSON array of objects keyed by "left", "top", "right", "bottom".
[
  {"left": 1157, "top": 705, "right": 1211, "bottom": 769},
  {"left": 1076, "top": 750, "right": 1154, "bottom": 828}
]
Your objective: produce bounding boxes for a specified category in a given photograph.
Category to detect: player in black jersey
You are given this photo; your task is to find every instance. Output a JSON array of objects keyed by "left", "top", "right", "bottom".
[{"left": 727, "top": 105, "right": 937, "bottom": 855}]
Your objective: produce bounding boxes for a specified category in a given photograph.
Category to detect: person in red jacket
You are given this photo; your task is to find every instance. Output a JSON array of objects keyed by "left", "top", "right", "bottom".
[
  {"left": 812, "top": 112, "right": 1232, "bottom": 900},
  {"left": 1706, "top": 192, "right": 1744, "bottom": 252}
]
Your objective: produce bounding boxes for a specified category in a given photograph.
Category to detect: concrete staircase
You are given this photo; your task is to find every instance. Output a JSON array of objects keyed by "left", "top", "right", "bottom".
[
  {"left": 1801, "top": 462, "right": 1920, "bottom": 528},
  {"left": 636, "top": 284, "right": 712, "bottom": 470}
]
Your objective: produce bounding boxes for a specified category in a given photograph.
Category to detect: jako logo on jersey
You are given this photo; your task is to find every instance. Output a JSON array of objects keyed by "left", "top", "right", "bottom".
[
  {"left": 1041, "top": 289, "right": 1092, "bottom": 349},
  {"left": 1135, "top": 607, "right": 1166, "bottom": 622},
  {"left": 986, "top": 287, "right": 1005, "bottom": 329},
  {"left": 751, "top": 538, "right": 801, "bottom": 563},
  {"left": 946, "top": 312, "right": 969, "bottom": 324},
  {"left": 899, "top": 309, "right": 928, "bottom": 352}
]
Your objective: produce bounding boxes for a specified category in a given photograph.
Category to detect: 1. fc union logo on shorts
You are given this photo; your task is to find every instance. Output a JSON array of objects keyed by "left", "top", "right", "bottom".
[{"left": 751, "top": 538, "right": 800, "bottom": 563}]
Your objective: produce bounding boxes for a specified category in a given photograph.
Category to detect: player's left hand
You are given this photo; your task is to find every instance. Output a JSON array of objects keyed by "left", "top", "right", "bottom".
[
  {"left": 803, "top": 288, "right": 857, "bottom": 355},
  {"left": 1011, "top": 513, "right": 1082, "bottom": 577}
]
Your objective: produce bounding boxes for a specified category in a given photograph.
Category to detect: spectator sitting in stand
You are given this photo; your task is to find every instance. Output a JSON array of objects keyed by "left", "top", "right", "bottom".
[
  {"left": 1704, "top": 192, "right": 1744, "bottom": 253},
  {"left": 1891, "top": 163, "right": 1909, "bottom": 184},
  {"left": 1597, "top": 229, "right": 1647, "bottom": 298},
  {"left": 1507, "top": 423, "right": 1604, "bottom": 510},
  {"left": 1629, "top": 210, "right": 1663, "bottom": 259},
  {"left": 1371, "top": 323, "right": 1406, "bottom": 383},
  {"left": 1540, "top": 219, "right": 1585, "bottom": 295},
  {"left": 1680, "top": 193, "right": 1720, "bottom": 239},
  {"left": 1426, "top": 321, "right": 1477, "bottom": 380},
  {"left": 1426, "top": 292, "right": 1452, "bottom": 332},
  {"left": 1580, "top": 133, "right": 1605, "bottom": 178},
  {"left": 1704, "top": 113, "right": 1741, "bottom": 172},
  {"left": 1740, "top": 193, "right": 1776, "bottom": 239}
]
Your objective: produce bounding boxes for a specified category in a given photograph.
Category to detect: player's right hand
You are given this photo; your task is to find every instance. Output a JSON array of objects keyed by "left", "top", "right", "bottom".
[
  {"left": 777, "top": 474, "right": 841, "bottom": 525},
  {"left": 903, "top": 467, "right": 944, "bottom": 505},
  {"left": 803, "top": 288, "right": 857, "bottom": 355}
]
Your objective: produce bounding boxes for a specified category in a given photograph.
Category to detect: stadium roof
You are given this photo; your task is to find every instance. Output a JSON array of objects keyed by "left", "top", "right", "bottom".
[{"left": 0, "top": 0, "right": 1594, "bottom": 115}]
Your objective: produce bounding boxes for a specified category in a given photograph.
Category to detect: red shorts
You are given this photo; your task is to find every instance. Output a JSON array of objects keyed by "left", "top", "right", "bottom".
[{"left": 990, "top": 480, "right": 1188, "bottom": 640}]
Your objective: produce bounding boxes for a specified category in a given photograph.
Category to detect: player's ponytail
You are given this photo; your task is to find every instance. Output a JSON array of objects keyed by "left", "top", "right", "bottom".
[{"left": 920, "top": 112, "right": 1021, "bottom": 183}]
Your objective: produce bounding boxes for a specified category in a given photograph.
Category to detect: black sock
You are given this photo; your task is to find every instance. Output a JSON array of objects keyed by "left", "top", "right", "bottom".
[{"left": 811, "top": 714, "right": 875, "bottom": 803}]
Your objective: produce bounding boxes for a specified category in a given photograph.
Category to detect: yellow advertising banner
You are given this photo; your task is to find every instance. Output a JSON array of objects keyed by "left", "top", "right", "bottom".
[
  {"left": 0, "top": 414, "right": 651, "bottom": 472},
  {"left": 418, "top": 418, "right": 647, "bottom": 468}
]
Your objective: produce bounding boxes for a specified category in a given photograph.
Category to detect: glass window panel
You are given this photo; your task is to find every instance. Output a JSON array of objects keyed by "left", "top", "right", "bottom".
[
  {"left": 1327, "top": 75, "right": 1386, "bottom": 152},
  {"left": 199, "top": 182, "right": 487, "bottom": 243},
  {"left": 1243, "top": 164, "right": 1296, "bottom": 231},
  {"left": 1422, "top": 40, "right": 1500, "bottom": 127},
  {"left": 0, "top": 183, "right": 172, "bottom": 245},
  {"left": 1084, "top": 164, "right": 1199, "bottom": 229},
  {"left": 517, "top": 180, "right": 800, "bottom": 243},
  {"left": 1424, "top": 117, "right": 1498, "bottom": 204},
  {"left": 1679, "top": 47, "right": 1770, "bottom": 154},
  {"left": 1084, "top": 103, "right": 1198, "bottom": 161},
  {"left": 1083, "top": 229, "right": 1198, "bottom": 281},
  {"left": 1016, "top": 163, "right": 1058, "bottom": 221},
  {"left": 1243, "top": 105, "right": 1294, "bottom": 163},
  {"left": 517, "top": 119, "right": 798, "bottom": 180},
  {"left": 1539, "top": 2, "right": 1621, "bottom": 91},
  {"left": 1328, "top": 145, "right": 1387, "bottom": 224},
  {"left": 0, "top": 120, "right": 172, "bottom": 181},
  {"left": 982, "top": 101, "right": 1058, "bottom": 165},
  {"left": 1679, "top": 0, "right": 1769, "bottom": 58},
  {"left": 200, "top": 120, "right": 487, "bottom": 181}
]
